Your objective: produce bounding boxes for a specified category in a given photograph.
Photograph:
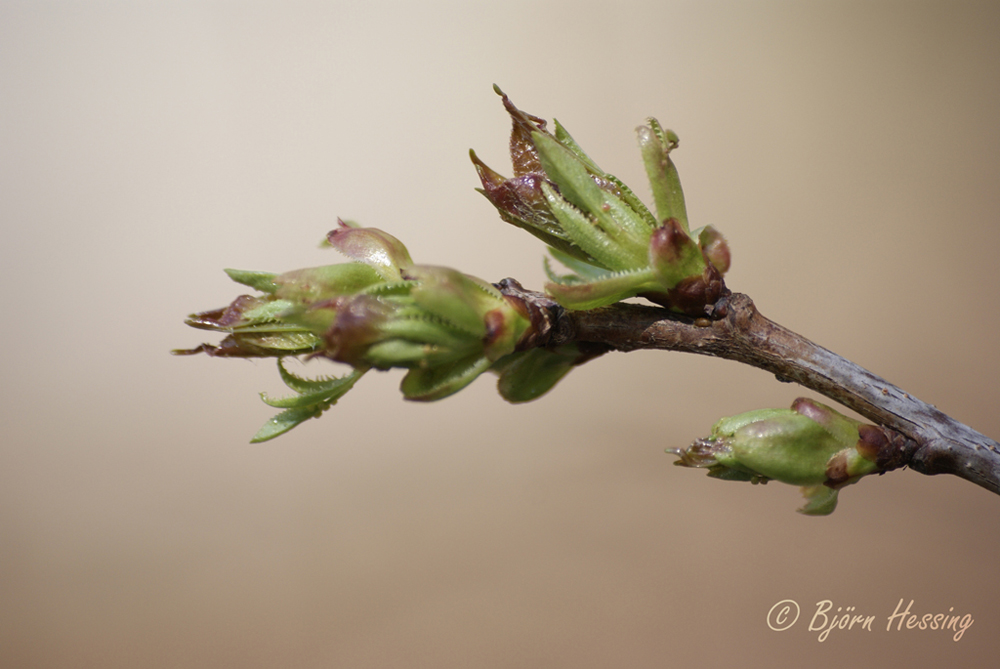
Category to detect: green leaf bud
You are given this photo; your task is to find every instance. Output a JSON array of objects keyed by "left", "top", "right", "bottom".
[
  {"left": 179, "top": 222, "right": 541, "bottom": 440},
  {"left": 669, "top": 398, "right": 886, "bottom": 515}
]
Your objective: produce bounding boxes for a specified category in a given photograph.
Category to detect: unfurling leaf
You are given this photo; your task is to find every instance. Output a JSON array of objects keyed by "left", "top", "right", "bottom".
[
  {"left": 251, "top": 362, "right": 367, "bottom": 442},
  {"left": 473, "top": 88, "right": 732, "bottom": 316}
]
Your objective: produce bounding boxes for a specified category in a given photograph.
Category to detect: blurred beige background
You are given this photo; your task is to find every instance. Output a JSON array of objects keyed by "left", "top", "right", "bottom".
[{"left": 2, "top": 1, "right": 999, "bottom": 666}]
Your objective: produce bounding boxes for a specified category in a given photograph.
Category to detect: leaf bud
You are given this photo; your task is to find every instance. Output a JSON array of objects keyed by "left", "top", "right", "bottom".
[{"left": 669, "top": 398, "right": 886, "bottom": 515}]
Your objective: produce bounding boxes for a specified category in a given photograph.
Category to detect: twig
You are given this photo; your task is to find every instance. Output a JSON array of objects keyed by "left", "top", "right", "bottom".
[{"left": 499, "top": 280, "right": 1000, "bottom": 495}]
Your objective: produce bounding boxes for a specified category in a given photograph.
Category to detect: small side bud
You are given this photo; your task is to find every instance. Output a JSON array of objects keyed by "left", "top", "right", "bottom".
[
  {"left": 648, "top": 218, "right": 705, "bottom": 285},
  {"left": 644, "top": 219, "right": 726, "bottom": 315},
  {"left": 672, "top": 398, "right": 895, "bottom": 515},
  {"left": 698, "top": 226, "right": 731, "bottom": 274}
]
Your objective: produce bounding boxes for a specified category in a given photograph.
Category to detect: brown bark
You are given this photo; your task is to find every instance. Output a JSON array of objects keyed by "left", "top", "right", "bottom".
[{"left": 499, "top": 280, "right": 1000, "bottom": 496}]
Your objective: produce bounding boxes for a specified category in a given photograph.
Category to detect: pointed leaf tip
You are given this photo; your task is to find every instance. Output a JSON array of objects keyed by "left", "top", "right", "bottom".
[
  {"left": 224, "top": 269, "right": 279, "bottom": 294},
  {"left": 250, "top": 405, "right": 322, "bottom": 442}
]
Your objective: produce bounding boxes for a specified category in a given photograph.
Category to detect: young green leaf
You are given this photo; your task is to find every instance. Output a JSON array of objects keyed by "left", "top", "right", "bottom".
[
  {"left": 400, "top": 353, "right": 493, "bottom": 401},
  {"left": 546, "top": 267, "right": 657, "bottom": 311},
  {"left": 251, "top": 364, "right": 367, "bottom": 442},
  {"left": 494, "top": 347, "right": 578, "bottom": 403},
  {"left": 224, "top": 269, "right": 279, "bottom": 294},
  {"left": 637, "top": 119, "right": 689, "bottom": 232}
]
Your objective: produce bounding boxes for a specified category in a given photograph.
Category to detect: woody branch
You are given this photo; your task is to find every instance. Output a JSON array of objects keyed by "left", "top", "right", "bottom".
[{"left": 499, "top": 279, "right": 1000, "bottom": 496}]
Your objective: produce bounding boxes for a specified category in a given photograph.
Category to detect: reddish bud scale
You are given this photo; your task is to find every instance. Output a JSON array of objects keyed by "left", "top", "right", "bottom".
[
  {"left": 857, "top": 424, "right": 918, "bottom": 472},
  {"left": 648, "top": 218, "right": 688, "bottom": 265},
  {"left": 174, "top": 339, "right": 273, "bottom": 358},
  {"left": 482, "top": 308, "right": 507, "bottom": 350},
  {"left": 496, "top": 278, "right": 562, "bottom": 351},
  {"left": 325, "top": 221, "right": 413, "bottom": 279},
  {"left": 322, "top": 295, "right": 393, "bottom": 367},
  {"left": 790, "top": 397, "right": 843, "bottom": 429},
  {"left": 185, "top": 295, "right": 263, "bottom": 330},
  {"left": 856, "top": 424, "right": 887, "bottom": 462},
  {"left": 479, "top": 172, "right": 552, "bottom": 223},
  {"left": 640, "top": 264, "right": 727, "bottom": 317},
  {"left": 498, "top": 87, "right": 548, "bottom": 176},
  {"left": 823, "top": 452, "right": 855, "bottom": 489}
]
